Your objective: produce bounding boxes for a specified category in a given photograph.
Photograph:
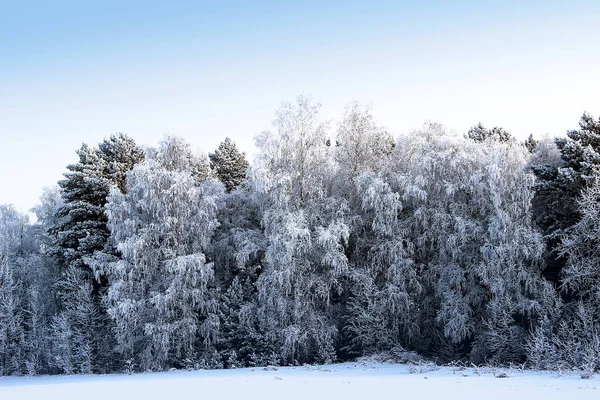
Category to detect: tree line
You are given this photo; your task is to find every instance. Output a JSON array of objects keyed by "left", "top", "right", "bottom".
[{"left": 1, "top": 96, "right": 600, "bottom": 375}]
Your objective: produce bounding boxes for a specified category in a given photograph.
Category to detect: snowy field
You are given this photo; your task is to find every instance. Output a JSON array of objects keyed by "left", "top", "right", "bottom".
[{"left": 0, "top": 363, "right": 597, "bottom": 400}]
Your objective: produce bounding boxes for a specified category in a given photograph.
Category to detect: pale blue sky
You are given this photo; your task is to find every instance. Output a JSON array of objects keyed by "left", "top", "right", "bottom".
[{"left": 1, "top": 1, "right": 599, "bottom": 212}]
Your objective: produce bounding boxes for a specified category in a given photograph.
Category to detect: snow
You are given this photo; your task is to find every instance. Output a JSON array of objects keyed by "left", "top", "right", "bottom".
[{"left": 0, "top": 363, "right": 597, "bottom": 400}]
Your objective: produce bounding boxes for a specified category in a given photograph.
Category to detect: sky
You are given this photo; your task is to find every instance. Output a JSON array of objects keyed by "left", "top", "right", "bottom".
[{"left": 1, "top": 0, "right": 599, "bottom": 213}]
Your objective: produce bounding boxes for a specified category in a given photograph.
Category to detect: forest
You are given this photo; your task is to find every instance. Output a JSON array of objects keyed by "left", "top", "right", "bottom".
[{"left": 1, "top": 96, "right": 600, "bottom": 376}]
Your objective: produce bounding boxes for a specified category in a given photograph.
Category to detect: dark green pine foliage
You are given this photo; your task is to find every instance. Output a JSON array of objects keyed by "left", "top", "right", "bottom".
[
  {"left": 98, "top": 133, "right": 147, "bottom": 193},
  {"left": 209, "top": 137, "right": 249, "bottom": 192},
  {"left": 466, "top": 122, "right": 514, "bottom": 143},
  {"left": 52, "top": 133, "right": 145, "bottom": 280},
  {"left": 217, "top": 277, "right": 252, "bottom": 367},
  {"left": 524, "top": 134, "right": 538, "bottom": 153},
  {"left": 212, "top": 189, "right": 271, "bottom": 367},
  {"left": 531, "top": 112, "right": 600, "bottom": 284},
  {"left": 52, "top": 143, "right": 108, "bottom": 273},
  {"left": 218, "top": 277, "right": 280, "bottom": 368},
  {"left": 49, "top": 133, "right": 144, "bottom": 373}
]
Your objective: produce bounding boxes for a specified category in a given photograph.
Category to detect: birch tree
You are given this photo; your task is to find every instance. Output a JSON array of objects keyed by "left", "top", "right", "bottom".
[{"left": 106, "top": 136, "right": 224, "bottom": 371}]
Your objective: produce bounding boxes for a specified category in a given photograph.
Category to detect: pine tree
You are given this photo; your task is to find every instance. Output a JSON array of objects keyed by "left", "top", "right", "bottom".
[
  {"left": 531, "top": 112, "right": 600, "bottom": 284},
  {"left": 211, "top": 188, "right": 265, "bottom": 290},
  {"left": 466, "top": 122, "right": 513, "bottom": 143},
  {"left": 51, "top": 133, "right": 144, "bottom": 280},
  {"left": 553, "top": 179, "right": 600, "bottom": 370},
  {"left": 209, "top": 137, "right": 249, "bottom": 193},
  {"left": 210, "top": 188, "right": 267, "bottom": 366},
  {"left": 51, "top": 143, "right": 109, "bottom": 274},
  {"left": 48, "top": 133, "right": 144, "bottom": 373},
  {"left": 217, "top": 277, "right": 266, "bottom": 367},
  {"left": 524, "top": 133, "right": 538, "bottom": 153},
  {"left": 527, "top": 178, "right": 600, "bottom": 371}
]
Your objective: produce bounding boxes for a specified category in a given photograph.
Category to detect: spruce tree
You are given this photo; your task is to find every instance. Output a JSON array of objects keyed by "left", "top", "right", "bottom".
[{"left": 209, "top": 137, "right": 249, "bottom": 192}]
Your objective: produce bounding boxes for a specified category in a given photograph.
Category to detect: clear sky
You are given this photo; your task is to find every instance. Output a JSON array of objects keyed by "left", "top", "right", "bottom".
[{"left": 1, "top": 0, "right": 599, "bottom": 212}]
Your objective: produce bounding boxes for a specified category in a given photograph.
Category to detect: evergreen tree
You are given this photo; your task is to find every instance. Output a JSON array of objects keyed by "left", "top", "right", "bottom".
[
  {"left": 211, "top": 189, "right": 265, "bottom": 291},
  {"left": 210, "top": 187, "right": 267, "bottom": 366},
  {"left": 51, "top": 133, "right": 144, "bottom": 280},
  {"left": 524, "top": 133, "right": 538, "bottom": 153},
  {"left": 528, "top": 178, "right": 600, "bottom": 371},
  {"left": 531, "top": 112, "right": 600, "bottom": 284},
  {"left": 48, "top": 133, "right": 144, "bottom": 373},
  {"left": 0, "top": 205, "right": 56, "bottom": 375},
  {"left": 217, "top": 277, "right": 272, "bottom": 367},
  {"left": 210, "top": 137, "right": 250, "bottom": 193},
  {"left": 51, "top": 143, "right": 109, "bottom": 274},
  {"left": 466, "top": 122, "right": 513, "bottom": 143}
]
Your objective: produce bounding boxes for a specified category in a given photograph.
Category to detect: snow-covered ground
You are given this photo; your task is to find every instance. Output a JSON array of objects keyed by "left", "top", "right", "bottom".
[{"left": 0, "top": 363, "right": 597, "bottom": 400}]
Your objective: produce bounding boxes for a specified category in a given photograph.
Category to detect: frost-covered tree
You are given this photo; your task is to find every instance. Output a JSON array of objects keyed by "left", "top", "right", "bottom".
[
  {"left": 531, "top": 112, "right": 600, "bottom": 284},
  {"left": 524, "top": 134, "right": 538, "bottom": 153},
  {"left": 325, "top": 103, "right": 397, "bottom": 358},
  {"left": 106, "top": 136, "right": 224, "bottom": 371},
  {"left": 334, "top": 102, "right": 394, "bottom": 183},
  {"left": 150, "top": 135, "right": 212, "bottom": 184},
  {"left": 0, "top": 205, "right": 26, "bottom": 375},
  {"left": 50, "top": 266, "right": 98, "bottom": 374},
  {"left": 252, "top": 95, "right": 334, "bottom": 209},
  {"left": 211, "top": 189, "right": 265, "bottom": 289},
  {"left": 209, "top": 186, "right": 266, "bottom": 371},
  {"left": 530, "top": 178, "right": 600, "bottom": 371},
  {"left": 251, "top": 96, "right": 349, "bottom": 364},
  {"left": 0, "top": 204, "right": 56, "bottom": 375},
  {"left": 210, "top": 137, "right": 250, "bottom": 193},
  {"left": 344, "top": 123, "right": 555, "bottom": 363},
  {"left": 560, "top": 178, "right": 600, "bottom": 308},
  {"left": 52, "top": 134, "right": 144, "bottom": 276},
  {"left": 51, "top": 143, "right": 109, "bottom": 273},
  {"left": 30, "top": 187, "right": 93, "bottom": 375},
  {"left": 51, "top": 133, "right": 144, "bottom": 279},
  {"left": 526, "top": 135, "right": 563, "bottom": 171},
  {"left": 217, "top": 276, "right": 277, "bottom": 367},
  {"left": 466, "top": 122, "right": 513, "bottom": 143},
  {"left": 48, "top": 133, "right": 144, "bottom": 373},
  {"left": 342, "top": 171, "right": 416, "bottom": 356},
  {"left": 97, "top": 133, "right": 148, "bottom": 193},
  {"left": 209, "top": 184, "right": 268, "bottom": 366},
  {"left": 532, "top": 114, "right": 600, "bottom": 236}
]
